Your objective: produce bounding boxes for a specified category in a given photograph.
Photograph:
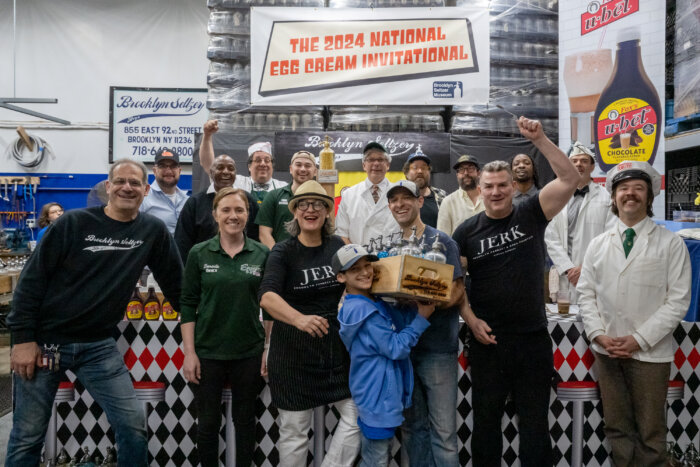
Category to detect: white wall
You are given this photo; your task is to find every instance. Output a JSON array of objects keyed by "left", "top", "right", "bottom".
[{"left": 0, "top": 0, "right": 210, "bottom": 175}]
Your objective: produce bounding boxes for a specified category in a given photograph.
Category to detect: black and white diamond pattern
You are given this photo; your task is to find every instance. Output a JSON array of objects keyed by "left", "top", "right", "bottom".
[{"left": 49, "top": 321, "right": 700, "bottom": 466}]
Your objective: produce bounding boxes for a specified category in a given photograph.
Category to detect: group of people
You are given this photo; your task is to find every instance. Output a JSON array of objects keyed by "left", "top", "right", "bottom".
[{"left": 5, "top": 115, "right": 692, "bottom": 467}]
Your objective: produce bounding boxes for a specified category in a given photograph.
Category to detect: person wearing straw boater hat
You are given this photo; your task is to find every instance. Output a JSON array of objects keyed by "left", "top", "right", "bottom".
[
  {"left": 260, "top": 180, "right": 361, "bottom": 466},
  {"left": 578, "top": 160, "right": 691, "bottom": 467},
  {"left": 544, "top": 142, "right": 615, "bottom": 305},
  {"left": 256, "top": 150, "right": 318, "bottom": 249}
]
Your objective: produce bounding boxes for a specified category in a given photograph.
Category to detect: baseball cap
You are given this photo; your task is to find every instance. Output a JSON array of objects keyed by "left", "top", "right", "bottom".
[
  {"left": 332, "top": 244, "right": 379, "bottom": 275},
  {"left": 291, "top": 150, "right": 317, "bottom": 165},
  {"left": 154, "top": 148, "right": 180, "bottom": 165},
  {"left": 387, "top": 180, "right": 420, "bottom": 199},
  {"left": 363, "top": 141, "right": 387, "bottom": 155},
  {"left": 406, "top": 146, "right": 431, "bottom": 165},
  {"left": 605, "top": 160, "right": 661, "bottom": 196},
  {"left": 453, "top": 154, "right": 481, "bottom": 170}
]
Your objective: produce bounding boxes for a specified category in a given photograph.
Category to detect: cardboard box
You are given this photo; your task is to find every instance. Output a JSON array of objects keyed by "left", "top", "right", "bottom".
[
  {"left": 371, "top": 255, "right": 454, "bottom": 303},
  {"left": 0, "top": 274, "right": 12, "bottom": 295}
]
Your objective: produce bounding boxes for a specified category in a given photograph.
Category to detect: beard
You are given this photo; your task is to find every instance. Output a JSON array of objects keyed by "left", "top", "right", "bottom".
[
  {"left": 412, "top": 175, "right": 428, "bottom": 190},
  {"left": 156, "top": 176, "right": 178, "bottom": 189},
  {"left": 459, "top": 176, "right": 477, "bottom": 191},
  {"left": 513, "top": 171, "right": 532, "bottom": 183}
]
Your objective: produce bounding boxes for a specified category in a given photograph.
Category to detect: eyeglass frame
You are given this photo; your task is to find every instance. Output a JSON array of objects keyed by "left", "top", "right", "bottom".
[{"left": 296, "top": 199, "right": 328, "bottom": 211}]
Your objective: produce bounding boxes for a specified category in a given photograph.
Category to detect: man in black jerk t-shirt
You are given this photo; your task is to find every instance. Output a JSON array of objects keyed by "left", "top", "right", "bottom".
[
  {"left": 6, "top": 159, "right": 183, "bottom": 467},
  {"left": 452, "top": 117, "right": 579, "bottom": 467}
]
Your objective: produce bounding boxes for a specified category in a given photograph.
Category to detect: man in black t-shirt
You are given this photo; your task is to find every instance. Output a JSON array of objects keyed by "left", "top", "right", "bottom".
[
  {"left": 7, "top": 159, "right": 183, "bottom": 466},
  {"left": 452, "top": 117, "right": 579, "bottom": 466}
]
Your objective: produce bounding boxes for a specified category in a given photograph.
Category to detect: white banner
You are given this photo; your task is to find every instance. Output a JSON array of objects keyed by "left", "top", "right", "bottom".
[
  {"left": 109, "top": 87, "right": 208, "bottom": 163},
  {"left": 250, "top": 7, "right": 489, "bottom": 105}
]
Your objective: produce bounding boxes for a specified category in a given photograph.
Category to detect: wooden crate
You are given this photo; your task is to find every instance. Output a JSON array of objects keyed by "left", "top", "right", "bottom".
[
  {"left": 0, "top": 275, "right": 14, "bottom": 295},
  {"left": 371, "top": 255, "right": 454, "bottom": 304}
]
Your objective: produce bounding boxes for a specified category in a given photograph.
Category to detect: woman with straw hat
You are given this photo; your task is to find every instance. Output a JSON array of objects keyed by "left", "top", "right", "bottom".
[{"left": 260, "top": 180, "right": 360, "bottom": 467}]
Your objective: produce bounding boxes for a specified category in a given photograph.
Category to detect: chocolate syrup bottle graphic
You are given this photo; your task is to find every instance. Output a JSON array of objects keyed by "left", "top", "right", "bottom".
[
  {"left": 593, "top": 27, "right": 661, "bottom": 172},
  {"left": 144, "top": 286, "right": 161, "bottom": 321},
  {"left": 126, "top": 287, "right": 144, "bottom": 321}
]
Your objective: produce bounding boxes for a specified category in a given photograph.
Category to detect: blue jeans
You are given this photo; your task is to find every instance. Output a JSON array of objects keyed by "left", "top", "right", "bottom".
[
  {"left": 6, "top": 338, "right": 147, "bottom": 467},
  {"left": 401, "top": 352, "right": 458, "bottom": 467},
  {"left": 360, "top": 434, "right": 391, "bottom": 467}
]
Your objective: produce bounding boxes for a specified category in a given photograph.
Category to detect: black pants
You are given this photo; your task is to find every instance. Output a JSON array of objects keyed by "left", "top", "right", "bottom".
[
  {"left": 470, "top": 329, "right": 553, "bottom": 467},
  {"left": 195, "top": 355, "right": 263, "bottom": 467}
]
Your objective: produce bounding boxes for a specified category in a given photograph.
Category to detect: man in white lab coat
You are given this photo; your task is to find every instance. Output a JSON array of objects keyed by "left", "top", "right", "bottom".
[
  {"left": 336, "top": 142, "right": 399, "bottom": 246},
  {"left": 545, "top": 142, "right": 614, "bottom": 303},
  {"left": 578, "top": 160, "right": 692, "bottom": 467}
]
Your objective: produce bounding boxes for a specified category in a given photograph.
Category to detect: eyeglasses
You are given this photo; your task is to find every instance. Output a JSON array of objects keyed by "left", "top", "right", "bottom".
[
  {"left": 297, "top": 200, "right": 327, "bottom": 211},
  {"left": 456, "top": 166, "right": 478, "bottom": 174},
  {"left": 365, "top": 158, "right": 388, "bottom": 165},
  {"left": 111, "top": 178, "right": 144, "bottom": 188},
  {"left": 156, "top": 163, "right": 179, "bottom": 171}
]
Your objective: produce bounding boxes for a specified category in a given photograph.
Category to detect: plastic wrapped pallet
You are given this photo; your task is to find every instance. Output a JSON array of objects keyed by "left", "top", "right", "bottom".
[
  {"left": 209, "top": 107, "right": 325, "bottom": 131},
  {"left": 674, "top": 0, "right": 700, "bottom": 119},
  {"left": 327, "top": 106, "right": 446, "bottom": 132}
]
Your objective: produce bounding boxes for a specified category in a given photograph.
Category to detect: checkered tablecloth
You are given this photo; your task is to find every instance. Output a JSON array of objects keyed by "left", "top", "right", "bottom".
[{"left": 52, "top": 319, "right": 700, "bottom": 466}]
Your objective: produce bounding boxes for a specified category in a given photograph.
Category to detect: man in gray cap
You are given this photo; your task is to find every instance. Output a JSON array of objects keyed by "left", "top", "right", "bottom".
[
  {"left": 437, "top": 154, "right": 484, "bottom": 236},
  {"left": 383, "top": 180, "right": 465, "bottom": 467},
  {"left": 544, "top": 142, "right": 614, "bottom": 304},
  {"left": 402, "top": 146, "right": 447, "bottom": 228},
  {"left": 578, "top": 160, "right": 691, "bottom": 467}
]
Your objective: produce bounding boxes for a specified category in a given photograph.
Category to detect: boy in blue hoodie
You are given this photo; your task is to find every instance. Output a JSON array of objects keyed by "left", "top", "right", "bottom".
[{"left": 333, "top": 244, "right": 435, "bottom": 467}]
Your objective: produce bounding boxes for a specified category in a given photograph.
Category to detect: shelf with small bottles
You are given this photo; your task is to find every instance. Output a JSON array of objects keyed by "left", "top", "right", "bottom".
[
  {"left": 327, "top": 106, "right": 447, "bottom": 132},
  {"left": 208, "top": 0, "right": 322, "bottom": 7},
  {"left": 328, "top": 0, "right": 444, "bottom": 7},
  {"left": 208, "top": 107, "right": 326, "bottom": 131}
]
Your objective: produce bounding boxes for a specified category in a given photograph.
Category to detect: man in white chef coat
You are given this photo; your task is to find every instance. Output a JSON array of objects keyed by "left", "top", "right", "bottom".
[
  {"left": 545, "top": 142, "right": 614, "bottom": 303},
  {"left": 578, "top": 160, "right": 692, "bottom": 467},
  {"left": 335, "top": 142, "right": 399, "bottom": 246}
]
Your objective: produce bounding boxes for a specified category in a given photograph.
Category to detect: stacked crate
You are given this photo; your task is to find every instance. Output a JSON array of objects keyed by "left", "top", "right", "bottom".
[
  {"left": 451, "top": 0, "right": 559, "bottom": 139},
  {"left": 206, "top": 0, "right": 325, "bottom": 131}
]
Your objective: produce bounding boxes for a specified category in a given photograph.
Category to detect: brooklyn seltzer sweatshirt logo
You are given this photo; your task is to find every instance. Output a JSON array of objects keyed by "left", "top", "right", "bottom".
[{"left": 83, "top": 234, "right": 145, "bottom": 252}]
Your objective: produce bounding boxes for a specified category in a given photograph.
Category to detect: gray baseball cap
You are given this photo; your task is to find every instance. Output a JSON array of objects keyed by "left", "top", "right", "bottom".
[{"left": 332, "top": 244, "right": 379, "bottom": 275}]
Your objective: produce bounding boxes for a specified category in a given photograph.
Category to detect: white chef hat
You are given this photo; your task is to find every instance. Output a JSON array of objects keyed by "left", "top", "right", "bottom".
[{"left": 247, "top": 141, "right": 272, "bottom": 157}]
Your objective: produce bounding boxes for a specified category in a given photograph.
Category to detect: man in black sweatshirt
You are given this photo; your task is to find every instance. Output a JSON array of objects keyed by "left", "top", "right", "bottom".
[{"left": 6, "top": 159, "right": 183, "bottom": 467}]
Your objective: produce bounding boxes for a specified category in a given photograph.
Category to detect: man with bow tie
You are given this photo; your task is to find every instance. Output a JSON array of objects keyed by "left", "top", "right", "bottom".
[
  {"left": 577, "top": 160, "right": 691, "bottom": 466},
  {"left": 544, "top": 142, "right": 615, "bottom": 304}
]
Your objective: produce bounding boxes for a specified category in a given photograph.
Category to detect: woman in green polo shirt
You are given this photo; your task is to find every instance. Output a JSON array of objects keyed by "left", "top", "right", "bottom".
[{"left": 180, "top": 187, "right": 269, "bottom": 467}]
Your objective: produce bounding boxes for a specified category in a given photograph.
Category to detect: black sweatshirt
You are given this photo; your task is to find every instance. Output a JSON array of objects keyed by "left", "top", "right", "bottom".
[{"left": 7, "top": 206, "right": 183, "bottom": 345}]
